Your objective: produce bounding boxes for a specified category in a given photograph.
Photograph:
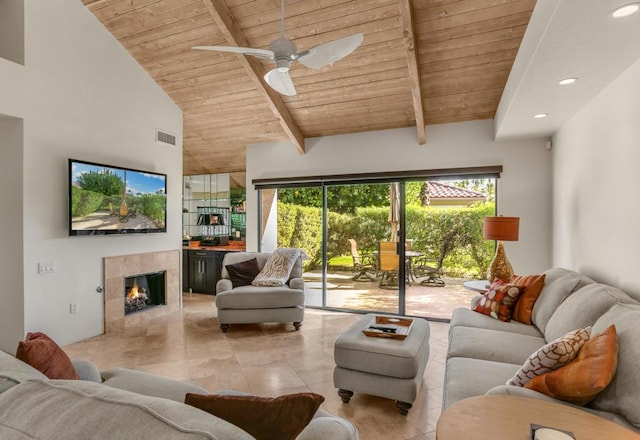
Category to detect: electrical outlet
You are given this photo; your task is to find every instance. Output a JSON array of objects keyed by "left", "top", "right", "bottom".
[
  {"left": 69, "top": 303, "right": 78, "bottom": 314},
  {"left": 38, "top": 262, "right": 57, "bottom": 274}
]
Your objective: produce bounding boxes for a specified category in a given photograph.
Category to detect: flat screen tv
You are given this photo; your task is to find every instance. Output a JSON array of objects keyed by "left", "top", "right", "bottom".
[{"left": 68, "top": 159, "right": 167, "bottom": 236}]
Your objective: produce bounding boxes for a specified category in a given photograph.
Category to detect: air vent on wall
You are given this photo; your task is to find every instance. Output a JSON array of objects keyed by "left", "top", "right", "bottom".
[{"left": 156, "top": 129, "right": 176, "bottom": 146}]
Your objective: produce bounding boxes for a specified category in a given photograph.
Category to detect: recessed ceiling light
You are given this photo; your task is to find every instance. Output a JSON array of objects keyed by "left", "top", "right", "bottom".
[
  {"left": 534, "top": 113, "right": 548, "bottom": 119},
  {"left": 558, "top": 77, "right": 578, "bottom": 86},
  {"left": 612, "top": 3, "right": 640, "bottom": 18}
]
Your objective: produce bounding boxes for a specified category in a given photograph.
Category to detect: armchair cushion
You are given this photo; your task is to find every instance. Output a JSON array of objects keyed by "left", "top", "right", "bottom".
[{"left": 216, "top": 286, "right": 305, "bottom": 309}]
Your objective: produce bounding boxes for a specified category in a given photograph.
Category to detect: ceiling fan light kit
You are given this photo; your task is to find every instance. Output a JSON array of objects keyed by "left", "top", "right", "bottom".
[{"left": 193, "top": 0, "right": 363, "bottom": 96}]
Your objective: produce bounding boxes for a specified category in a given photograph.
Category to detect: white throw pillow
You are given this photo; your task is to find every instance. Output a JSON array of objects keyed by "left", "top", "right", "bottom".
[
  {"left": 252, "top": 248, "right": 306, "bottom": 287},
  {"left": 507, "top": 327, "right": 591, "bottom": 387}
]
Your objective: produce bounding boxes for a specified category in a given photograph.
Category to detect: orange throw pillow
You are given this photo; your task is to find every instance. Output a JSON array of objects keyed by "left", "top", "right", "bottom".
[
  {"left": 185, "top": 392, "right": 324, "bottom": 440},
  {"left": 525, "top": 325, "right": 618, "bottom": 405},
  {"left": 473, "top": 279, "right": 522, "bottom": 322},
  {"left": 15, "top": 332, "right": 79, "bottom": 380},
  {"left": 510, "top": 274, "right": 546, "bottom": 324}
]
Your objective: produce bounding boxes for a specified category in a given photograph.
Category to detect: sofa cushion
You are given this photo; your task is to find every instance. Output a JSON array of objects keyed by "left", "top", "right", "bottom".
[
  {"left": 0, "top": 350, "right": 48, "bottom": 395},
  {"left": 472, "top": 279, "right": 522, "bottom": 322},
  {"left": 0, "top": 379, "right": 255, "bottom": 439},
  {"left": 531, "top": 268, "right": 594, "bottom": 333},
  {"left": 15, "top": 332, "right": 79, "bottom": 380},
  {"left": 447, "top": 327, "right": 545, "bottom": 365},
  {"left": 525, "top": 325, "right": 618, "bottom": 405},
  {"left": 444, "top": 357, "right": 520, "bottom": 409},
  {"left": 185, "top": 392, "right": 324, "bottom": 440},
  {"left": 215, "top": 286, "right": 305, "bottom": 309},
  {"left": 449, "top": 308, "right": 543, "bottom": 338},
  {"left": 589, "top": 303, "right": 640, "bottom": 428},
  {"left": 253, "top": 248, "right": 306, "bottom": 287},
  {"left": 506, "top": 327, "right": 591, "bottom": 387},
  {"left": 510, "top": 274, "right": 545, "bottom": 324},
  {"left": 101, "top": 368, "right": 210, "bottom": 402},
  {"left": 226, "top": 257, "right": 261, "bottom": 287},
  {"left": 544, "top": 283, "right": 631, "bottom": 342}
]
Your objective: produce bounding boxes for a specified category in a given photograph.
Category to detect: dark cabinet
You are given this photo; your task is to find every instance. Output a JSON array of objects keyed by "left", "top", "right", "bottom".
[
  {"left": 185, "top": 250, "right": 228, "bottom": 295},
  {"left": 188, "top": 251, "right": 217, "bottom": 294}
]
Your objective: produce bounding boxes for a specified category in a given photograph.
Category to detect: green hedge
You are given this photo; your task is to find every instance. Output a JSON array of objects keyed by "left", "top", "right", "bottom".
[
  {"left": 278, "top": 201, "right": 495, "bottom": 277},
  {"left": 71, "top": 186, "right": 104, "bottom": 217}
]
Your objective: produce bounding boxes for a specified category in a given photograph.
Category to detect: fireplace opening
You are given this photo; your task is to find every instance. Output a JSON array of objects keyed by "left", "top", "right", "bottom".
[{"left": 124, "top": 271, "right": 166, "bottom": 315}]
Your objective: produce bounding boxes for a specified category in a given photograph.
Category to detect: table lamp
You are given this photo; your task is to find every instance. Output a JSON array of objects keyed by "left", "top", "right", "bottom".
[{"left": 483, "top": 216, "right": 519, "bottom": 282}]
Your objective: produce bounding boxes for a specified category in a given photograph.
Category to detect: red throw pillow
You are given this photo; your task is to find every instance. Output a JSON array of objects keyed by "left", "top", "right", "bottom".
[
  {"left": 15, "top": 332, "right": 79, "bottom": 380},
  {"left": 473, "top": 279, "right": 522, "bottom": 322},
  {"left": 185, "top": 392, "right": 324, "bottom": 440}
]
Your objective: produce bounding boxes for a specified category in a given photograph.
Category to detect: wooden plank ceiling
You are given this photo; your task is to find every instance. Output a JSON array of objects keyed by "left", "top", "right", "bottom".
[{"left": 83, "top": 0, "right": 536, "bottom": 184}]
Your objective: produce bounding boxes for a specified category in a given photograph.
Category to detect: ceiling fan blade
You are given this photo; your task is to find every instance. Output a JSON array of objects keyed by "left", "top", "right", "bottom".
[
  {"left": 264, "top": 69, "right": 297, "bottom": 96},
  {"left": 297, "top": 33, "right": 364, "bottom": 69},
  {"left": 192, "top": 46, "right": 274, "bottom": 60}
]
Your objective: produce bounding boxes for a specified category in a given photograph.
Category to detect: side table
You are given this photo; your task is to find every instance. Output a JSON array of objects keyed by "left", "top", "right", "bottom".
[
  {"left": 462, "top": 279, "right": 490, "bottom": 293},
  {"left": 436, "top": 395, "right": 638, "bottom": 440}
]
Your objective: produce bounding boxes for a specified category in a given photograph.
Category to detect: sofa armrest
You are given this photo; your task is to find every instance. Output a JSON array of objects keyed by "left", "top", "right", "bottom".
[
  {"left": 469, "top": 294, "right": 484, "bottom": 310},
  {"left": 297, "top": 415, "right": 359, "bottom": 440},
  {"left": 216, "top": 279, "right": 233, "bottom": 294},
  {"left": 486, "top": 385, "right": 567, "bottom": 404},
  {"left": 71, "top": 359, "right": 102, "bottom": 383},
  {"left": 289, "top": 277, "right": 305, "bottom": 291}
]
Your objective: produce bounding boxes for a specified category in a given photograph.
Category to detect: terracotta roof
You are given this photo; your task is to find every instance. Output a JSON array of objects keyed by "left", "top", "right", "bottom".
[{"left": 426, "top": 182, "right": 485, "bottom": 200}]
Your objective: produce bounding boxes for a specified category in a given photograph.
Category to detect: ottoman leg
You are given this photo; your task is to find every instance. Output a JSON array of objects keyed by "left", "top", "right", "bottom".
[
  {"left": 396, "top": 401, "right": 412, "bottom": 416},
  {"left": 293, "top": 321, "right": 302, "bottom": 331},
  {"left": 220, "top": 324, "right": 229, "bottom": 333},
  {"left": 338, "top": 389, "right": 353, "bottom": 403}
]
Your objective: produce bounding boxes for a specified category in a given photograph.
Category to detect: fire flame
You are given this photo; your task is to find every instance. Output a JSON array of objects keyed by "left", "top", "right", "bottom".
[{"left": 127, "top": 282, "right": 140, "bottom": 299}]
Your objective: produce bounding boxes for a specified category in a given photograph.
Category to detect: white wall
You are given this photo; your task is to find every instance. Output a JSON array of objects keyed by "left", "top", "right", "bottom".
[
  {"left": 0, "top": 0, "right": 183, "bottom": 350},
  {"left": 0, "top": 0, "right": 24, "bottom": 65},
  {"left": 247, "top": 120, "right": 552, "bottom": 275},
  {"left": 0, "top": 116, "right": 25, "bottom": 351},
  {"left": 553, "top": 57, "right": 640, "bottom": 298}
]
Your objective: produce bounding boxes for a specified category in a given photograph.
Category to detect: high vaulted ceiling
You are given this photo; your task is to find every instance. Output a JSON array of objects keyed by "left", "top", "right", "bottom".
[{"left": 82, "top": 0, "right": 537, "bottom": 181}]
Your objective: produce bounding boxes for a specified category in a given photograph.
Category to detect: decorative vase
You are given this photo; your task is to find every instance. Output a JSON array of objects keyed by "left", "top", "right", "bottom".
[{"left": 487, "top": 241, "right": 514, "bottom": 282}]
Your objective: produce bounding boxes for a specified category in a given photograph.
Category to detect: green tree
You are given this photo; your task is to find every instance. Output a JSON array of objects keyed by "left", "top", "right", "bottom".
[{"left": 77, "top": 170, "right": 124, "bottom": 196}]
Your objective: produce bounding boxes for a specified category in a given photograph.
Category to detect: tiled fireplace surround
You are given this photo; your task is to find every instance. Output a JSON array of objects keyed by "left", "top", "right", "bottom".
[{"left": 104, "top": 250, "right": 180, "bottom": 333}]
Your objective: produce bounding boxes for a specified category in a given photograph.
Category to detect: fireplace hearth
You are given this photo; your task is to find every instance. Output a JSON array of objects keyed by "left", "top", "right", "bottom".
[{"left": 124, "top": 271, "right": 166, "bottom": 315}]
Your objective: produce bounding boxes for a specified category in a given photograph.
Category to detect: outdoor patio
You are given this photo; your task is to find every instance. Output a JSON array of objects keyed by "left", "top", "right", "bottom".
[{"left": 303, "top": 270, "right": 479, "bottom": 320}]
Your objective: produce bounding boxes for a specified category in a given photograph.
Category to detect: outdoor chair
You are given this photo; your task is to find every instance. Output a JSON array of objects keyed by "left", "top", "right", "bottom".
[
  {"left": 348, "top": 239, "right": 376, "bottom": 281},
  {"left": 413, "top": 255, "right": 445, "bottom": 287},
  {"left": 378, "top": 241, "right": 399, "bottom": 288}
]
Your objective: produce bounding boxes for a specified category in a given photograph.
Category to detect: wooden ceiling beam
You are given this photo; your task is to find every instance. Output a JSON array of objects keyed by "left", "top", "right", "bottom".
[
  {"left": 201, "top": 0, "right": 306, "bottom": 154},
  {"left": 398, "top": 0, "right": 426, "bottom": 145}
]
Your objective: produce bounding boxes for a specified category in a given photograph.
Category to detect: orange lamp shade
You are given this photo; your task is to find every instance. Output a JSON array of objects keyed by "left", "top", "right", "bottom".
[{"left": 483, "top": 216, "right": 520, "bottom": 241}]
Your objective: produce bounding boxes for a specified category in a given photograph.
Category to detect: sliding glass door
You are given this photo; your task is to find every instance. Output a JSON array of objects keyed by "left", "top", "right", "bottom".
[{"left": 261, "top": 171, "right": 498, "bottom": 320}]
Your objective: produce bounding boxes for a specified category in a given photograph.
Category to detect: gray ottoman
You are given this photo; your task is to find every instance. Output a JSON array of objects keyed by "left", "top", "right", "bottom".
[{"left": 333, "top": 314, "right": 430, "bottom": 415}]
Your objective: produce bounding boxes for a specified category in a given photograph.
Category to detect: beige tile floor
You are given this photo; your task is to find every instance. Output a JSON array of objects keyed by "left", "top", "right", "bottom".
[{"left": 64, "top": 293, "right": 449, "bottom": 440}]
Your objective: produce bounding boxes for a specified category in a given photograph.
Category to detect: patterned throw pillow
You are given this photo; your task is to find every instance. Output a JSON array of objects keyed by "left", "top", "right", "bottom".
[
  {"left": 510, "top": 274, "right": 546, "bottom": 324},
  {"left": 473, "top": 279, "right": 522, "bottom": 322},
  {"left": 15, "top": 332, "right": 79, "bottom": 380},
  {"left": 525, "top": 325, "right": 618, "bottom": 405},
  {"left": 185, "top": 392, "right": 324, "bottom": 440},
  {"left": 507, "top": 327, "right": 591, "bottom": 387},
  {"left": 252, "top": 248, "right": 307, "bottom": 287}
]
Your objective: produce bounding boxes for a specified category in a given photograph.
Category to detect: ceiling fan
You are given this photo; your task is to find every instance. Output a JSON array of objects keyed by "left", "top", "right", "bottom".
[{"left": 193, "top": 0, "right": 363, "bottom": 96}]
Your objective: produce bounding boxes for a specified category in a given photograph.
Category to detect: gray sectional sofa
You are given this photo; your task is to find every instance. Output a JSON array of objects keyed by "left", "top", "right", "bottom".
[
  {"left": 0, "top": 350, "right": 358, "bottom": 439},
  {"left": 444, "top": 267, "right": 640, "bottom": 433}
]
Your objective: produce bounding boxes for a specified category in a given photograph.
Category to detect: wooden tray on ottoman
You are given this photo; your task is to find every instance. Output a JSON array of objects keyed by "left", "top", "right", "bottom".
[{"left": 362, "top": 316, "right": 414, "bottom": 340}]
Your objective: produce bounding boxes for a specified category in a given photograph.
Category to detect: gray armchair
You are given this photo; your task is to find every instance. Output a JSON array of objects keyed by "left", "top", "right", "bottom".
[{"left": 215, "top": 252, "right": 305, "bottom": 333}]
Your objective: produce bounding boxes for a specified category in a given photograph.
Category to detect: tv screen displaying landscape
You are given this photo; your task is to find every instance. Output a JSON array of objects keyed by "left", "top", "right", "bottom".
[{"left": 69, "top": 159, "right": 167, "bottom": 235}]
